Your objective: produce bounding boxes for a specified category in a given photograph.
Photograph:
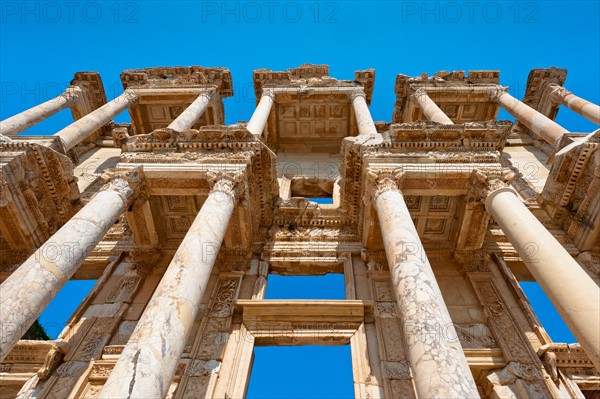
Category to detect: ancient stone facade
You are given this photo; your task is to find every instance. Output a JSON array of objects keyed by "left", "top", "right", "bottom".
[{"left": 0, "top": 65, "right": 599, "bottom": 398}]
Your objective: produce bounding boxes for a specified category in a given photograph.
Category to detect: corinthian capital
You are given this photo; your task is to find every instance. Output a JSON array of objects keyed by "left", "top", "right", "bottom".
[
  {"left": 207, "top": 170, "right": 246, "bottom": 201},
  {"left": 549, "top": 84, "right": 572, "bottom": 105},
  {"left": 350, "top": 88, "right": 367, "bottom": 101},
  {"left": 366, "top": 167, "right": 405, "bottom": 200},
  {"left": 469, "top": 168, "right": 515, "bottom": 200},
  {"left": 411, "top": 87, "right": 428, "bottom": 101},
  {"left": 488, "top": 86, "right": 508, "bottom": 102},
  {"left": 102, "top": 166, "right": 147, "bottom": 204},
  {"left": 261, "top": 88, "right": 276, "bottom": 100}
]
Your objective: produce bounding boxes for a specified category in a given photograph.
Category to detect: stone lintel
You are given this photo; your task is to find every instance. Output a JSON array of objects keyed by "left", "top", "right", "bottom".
[
  {"left": 115, "top": 162, "right": 246, "bottom": 196},
  {"left": 124, "top": 125, "right": 259, "bottom": 152},
  {"left": 0, "top": 141, "right": 79, "bottom": 251},
  {"left": 70, "top": 72, "right": 108, "bottom": 121},
  {"left": 388, "top": 120, "right": 511, "bottom": 150},
  {"left": 394, "top": 70, "right": 501, "bottom": 123},
  {"left": 253, "top": 64, "right": 374, "bottom": 105},
  {"left": 120, "top": 66, "right": 233, "bottom": 98},
  {"left": 235, "top": 299, "right": 371, "bottom": 345}
]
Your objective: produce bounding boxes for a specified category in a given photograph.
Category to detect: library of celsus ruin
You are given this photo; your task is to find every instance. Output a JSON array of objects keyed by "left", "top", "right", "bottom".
[{"left": 0, "top": 64, "right": 599, "bottom": 398}]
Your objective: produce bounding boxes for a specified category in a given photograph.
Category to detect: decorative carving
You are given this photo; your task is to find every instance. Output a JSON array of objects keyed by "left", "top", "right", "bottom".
[
  {"left": 454, "top": 323, "right": 497, "bottom": 348},
  {"left": 112, "top": 125, "right": 131, "bottom": 148},
  {"left": 37, "top": 344, "right": 65, "bottom": 380},
  {"left": 209, "top": 278, "right": 240, "bottom": 318},
  {"left": 101, "top": 166, "right": 147, "bottom": 204},
  {"left": 186, "top": 359, "right": 221, "bottom": 377},
  {"left": 365, "top": 167, "right": 404, "bottom": 200},
  {"left": 469, "top": 167, "right": 516, "bottom": 200},
  {"left": 0, "top": 141, "right": 79, "bottom": 249},
  {"left": 206, "top": 170, "right": 246, "bottom": 202},
  {"left": 106, "top": 275, "right": 142, "bottom": 304},
  {"left": 541, "top": 350, "right": 558, "bottom": 381},
  {"left": 455, "top": 250, "right": 491, "bottom": 273},
  {"left": 350, "top": 88, "right": 367, "bottom": 101},
  {"left": 381, "top": 360, "right": 412, "bottom": 380},
  {"left": 471, "top": 278, "right": 553, "bottom": 396},
  {"left": 129, "top": 248, "right": 160, "bottom": 274}
]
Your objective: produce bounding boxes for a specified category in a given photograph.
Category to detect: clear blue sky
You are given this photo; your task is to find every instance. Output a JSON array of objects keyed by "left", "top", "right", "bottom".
[{"left": 1, "top": 1, "right": 596, "bottom": 397}]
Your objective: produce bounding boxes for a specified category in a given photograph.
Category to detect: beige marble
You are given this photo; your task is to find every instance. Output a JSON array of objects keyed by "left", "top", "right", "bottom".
[
  {"left": 411, "top": 88, "right": 453, "bottom": 124},
  {"left": 98, "top": 175, "right": 240, "bottom": 399},
  {"left": 2, "top": 65, "right": 599, "bottom": 399},
  {"left": 371, "top": 171, "right": 479, "bottom": 398},
  {"left": 351, "top": 89, "right": 378, "bottom": 136},
  {"left": 246, "top": 89, "right": 274, "bottom": 136},
  {"left": 0, "top": 176, "right": 134, "bottom": 362},
  {"left": 497, "top": 91, "right": 569, "bottom": 148},
  {"left": 486, "top": 188, "right": 600, "bottom": 370},
  {"left": 0, "top": 87, "right": 80, "bottom": 137},
  {"left": 168, "top": 90, "right": 214, "bottom": 132},
  {"left": 54, "top": 90, "right": 137, "bottom": 151},
  {"left": 550, "top": 84, "right": 600, "bottom": 125}
]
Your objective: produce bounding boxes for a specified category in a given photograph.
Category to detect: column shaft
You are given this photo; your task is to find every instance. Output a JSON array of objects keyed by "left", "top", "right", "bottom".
[
  {"left": 99, "top": 183, "right": 237, "bottom": 399},
  {"left": 486, "top": 189, "right": 600, "bottom": 370},
  {"left": 0, "top": 89, "right": 79, "bottom": 137},
  {"left": 374, "top": 188, "right": 479, "bottom": 398},
  {"left": 0, "top": 182, "right": 131, "bottom": 362},
  {"left": 412, "top": 90, "right": 453, "bottom": 124},
  {"left": 497, "top": 91, "right": 569, "bottom": 148},
  {"left": 167, "top": 90, "right": 214, "bottom": 131},
  {"left": 551, "top": 85, "right": 600, "bottom": 125},
  {"left": 352, "top": 92, "right": 378, "bottom": 136},
  {"left": 54, "top": 90, "right": 136, "bottom": 151},
  {"left": 246, "top": 91, "right": 274, "bottom": 136}
]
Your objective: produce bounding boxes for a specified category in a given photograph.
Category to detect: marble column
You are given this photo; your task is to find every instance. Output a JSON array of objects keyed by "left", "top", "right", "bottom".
[
  {"left": 98, "top": 172, "right": 243, "bottom": 399},
  {"left": 411, "top": 88, "right": 453, "bottom": 124},
  {"left": 54, "top": 90, "right": 137, "bottom": 152},
  {"left": 0, "top": 172, "right": 138, "bottom": 362},
  {"left": 246, "top": 89, "right": 274, "bottom": 136},
  {"left": 351, "top": 89, "right": 378, "bottom": 136},
  {"left": 0, "top": 87, "right": 81, "bottom": 137},
  {"left": 496, "top": 90, "right": 569, "bottom": 148},
  {"left": 168, "top": 89, "right": 214, "bottom": 131},
  {"left": 550, "top": 84, "right": 600, "bottom": 125},
  {"left": 369, "top": 169, "right": 479, "bottom": 398},
  {"left": 486, "top": 187, "right": 600, "bottom": 371}
]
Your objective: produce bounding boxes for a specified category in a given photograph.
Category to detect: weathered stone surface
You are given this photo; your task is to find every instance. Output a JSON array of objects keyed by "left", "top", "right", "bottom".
[{"left": 1, "top": 65, "right": 599, "bottom": 399}]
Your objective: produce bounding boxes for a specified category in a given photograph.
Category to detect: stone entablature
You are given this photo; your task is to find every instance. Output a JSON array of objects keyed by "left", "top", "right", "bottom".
[
  {"left": 119, "top": 66, "right": 233, "bottom": 136},
  {"left": 393, "top": 70, "right": 501, "bottom": 124},
  {"left": 0, "top": 140, "right": 79, "bottom": 257}
]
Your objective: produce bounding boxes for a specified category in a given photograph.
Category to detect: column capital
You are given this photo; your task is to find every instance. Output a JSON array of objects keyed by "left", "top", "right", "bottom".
[
  {"left": 261, "top": 88, "right": 276, "bottom": 100},
  {"left": 489, "top": 86, "right": 509, "bottom": 102},
  {"left": 410, "top": 87, "right": 428, "bottom": 99},
  {"left": 350, "top": 88, "right": 367, "bottom": 101},
  {"left": 548, "top": 84, "right": 572, "bottom": 105},
  {"left": 469, "top": 167, "right": 516, "bottom": 202},
  {"left": 207, "top": 170, "right": 246, "bottom": 201},
  {"left": 64, "top": 86, "right": 83, "bottom": 106},
  {"left": 366, "top": 167, "right": 405, "bottom": 200},
  {"left": 101, "top": 166, "right": 147, "bottom": 204},
  {"left": 196, "top": 87, "right": 217, "bottom": 102},
  {"left": 114, "top": 89, "right": 140, "bottom": 106}
]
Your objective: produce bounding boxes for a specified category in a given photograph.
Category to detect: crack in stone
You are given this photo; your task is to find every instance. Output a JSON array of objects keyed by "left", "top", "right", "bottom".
[{"left": 128, "top": 349, "right": 141, "bottom": 398}]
